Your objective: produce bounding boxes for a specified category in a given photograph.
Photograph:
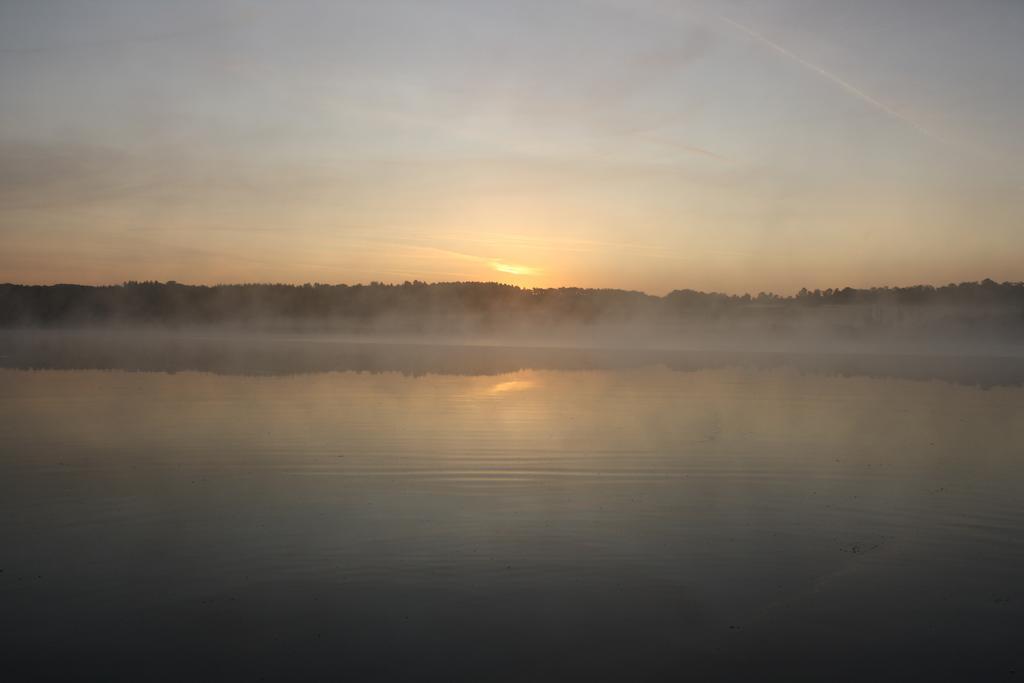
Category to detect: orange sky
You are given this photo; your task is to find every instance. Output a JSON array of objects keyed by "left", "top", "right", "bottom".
[{"left": 1, "top": 1, "right": 1022, "bottom": 294}]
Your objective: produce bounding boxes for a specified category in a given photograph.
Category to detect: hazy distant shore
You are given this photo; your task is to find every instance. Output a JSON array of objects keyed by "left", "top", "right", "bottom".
[{"left": 2, "top": 280, "right": 1023, "bottom": 349}]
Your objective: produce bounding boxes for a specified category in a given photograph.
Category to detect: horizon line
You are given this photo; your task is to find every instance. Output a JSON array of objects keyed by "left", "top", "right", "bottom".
[{"left": 2, "top": 276, "right": 1019, "bottom": 300}]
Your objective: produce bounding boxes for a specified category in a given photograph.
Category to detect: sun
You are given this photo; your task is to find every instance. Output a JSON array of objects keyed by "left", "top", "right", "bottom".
[{"left": 490, "top": 260, "right": 538, "bottom": 276}]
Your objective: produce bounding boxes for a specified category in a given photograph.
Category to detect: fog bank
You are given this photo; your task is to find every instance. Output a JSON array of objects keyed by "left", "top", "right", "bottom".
[{"left": 2, "top": 280, "right": 1023, "bottom": 355}]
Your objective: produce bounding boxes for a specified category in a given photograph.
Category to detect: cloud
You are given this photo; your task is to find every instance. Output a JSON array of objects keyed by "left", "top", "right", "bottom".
[{"left": 719, "top": 15, "right": 945, "bottom": 145}]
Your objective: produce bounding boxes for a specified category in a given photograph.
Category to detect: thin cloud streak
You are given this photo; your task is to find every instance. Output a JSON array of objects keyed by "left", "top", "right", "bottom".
[
  {"left": 719, "top": 15, "right": 945, "bottom": 146},
  {"left": 639, "top": 134, "right": 728, "bottom": 161}
]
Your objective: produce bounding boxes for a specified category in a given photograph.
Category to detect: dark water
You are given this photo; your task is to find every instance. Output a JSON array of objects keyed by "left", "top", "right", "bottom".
[{"left": 1, "top": 333, "right": 1022, "bottom": 681}]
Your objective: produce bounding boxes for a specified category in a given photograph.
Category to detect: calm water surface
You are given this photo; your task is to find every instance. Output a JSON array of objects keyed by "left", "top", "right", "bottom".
[{"left": 1, "top": 335, "right": 1022, "bottom": 681}]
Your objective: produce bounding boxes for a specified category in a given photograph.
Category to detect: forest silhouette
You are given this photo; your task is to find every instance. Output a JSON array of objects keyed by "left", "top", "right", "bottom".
[{"left": 1, "top": 279, "right": 1023, "bottom": 342}]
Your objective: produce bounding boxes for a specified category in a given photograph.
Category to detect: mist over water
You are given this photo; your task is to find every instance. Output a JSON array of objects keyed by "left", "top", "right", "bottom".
[
  {"left": 3, "top": 328, "right": 1024, "bottom": 386},
  {"left": 4, "top": 279, "right": 1024, "bottom": 358},
  {"left": 2, "top": 333, "right": 1023, "bottom": 681},
  {"left": 3, "top": 0, "right": 1024, "bottom": 678}
]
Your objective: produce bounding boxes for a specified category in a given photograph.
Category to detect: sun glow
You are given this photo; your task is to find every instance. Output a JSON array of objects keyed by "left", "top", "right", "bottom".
[{"left": 490, "top": 261, "right": 538, "bottom": 276}]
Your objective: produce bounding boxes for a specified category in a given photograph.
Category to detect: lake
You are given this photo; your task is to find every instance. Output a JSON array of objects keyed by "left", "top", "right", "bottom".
[{"left": 1, "top": 332, "right": 1022, "bottom": 681}]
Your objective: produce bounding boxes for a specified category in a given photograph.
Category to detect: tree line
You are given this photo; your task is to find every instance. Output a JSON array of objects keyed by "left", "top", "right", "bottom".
[{"left": 1, "top": 279, "right": 1022, "bottom": 330}]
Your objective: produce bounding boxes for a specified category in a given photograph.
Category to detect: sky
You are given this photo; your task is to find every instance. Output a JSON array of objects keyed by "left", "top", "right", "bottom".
[{"left": 1, "top": 0, "right": 1022, "bottom": 295}]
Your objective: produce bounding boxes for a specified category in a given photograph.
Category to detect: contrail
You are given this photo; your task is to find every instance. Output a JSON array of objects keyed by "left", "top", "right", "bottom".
[
  {"left": 719, "top": 15, "right": 943, "bottom": 144},
  {"left": 650, "top": 136, "right": 729, "bottom": 161}
]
